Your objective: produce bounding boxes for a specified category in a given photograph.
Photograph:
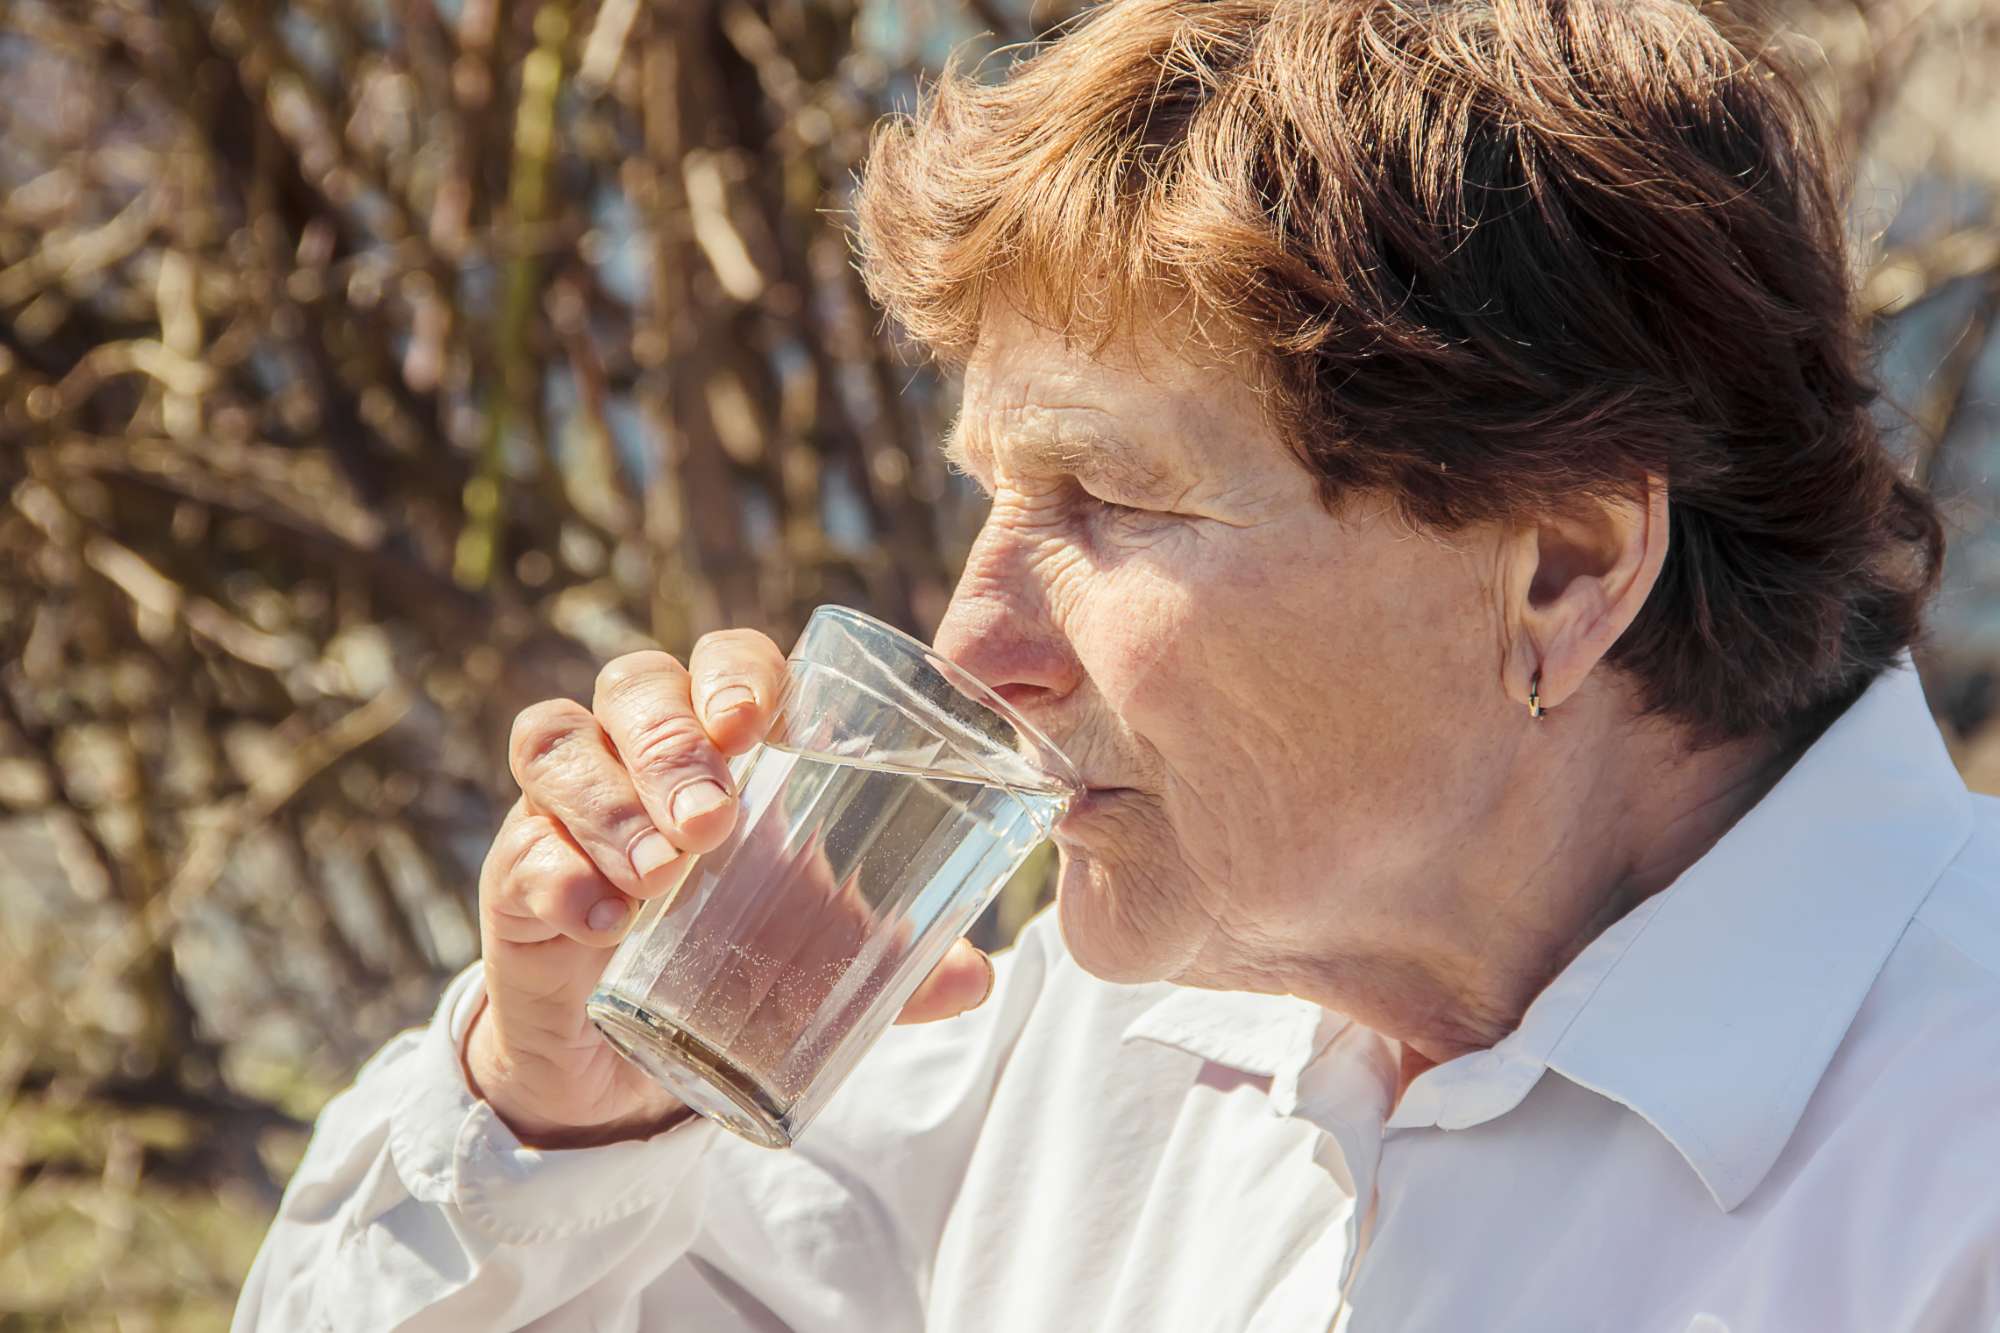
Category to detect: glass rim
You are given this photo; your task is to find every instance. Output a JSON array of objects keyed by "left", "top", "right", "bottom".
[{"left": 803, "top": 605, "right": 1084, "bottom": 796}]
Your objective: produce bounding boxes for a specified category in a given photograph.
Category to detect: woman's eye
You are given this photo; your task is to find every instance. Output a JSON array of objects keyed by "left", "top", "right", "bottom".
[{"left": 1074, "top": 486, "right": 1153, "bottom": 521}]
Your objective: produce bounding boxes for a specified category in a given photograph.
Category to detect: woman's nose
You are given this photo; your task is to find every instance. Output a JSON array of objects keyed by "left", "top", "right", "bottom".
[{"left": 931, "top": 519, "right": 1082, "bottom": 709}]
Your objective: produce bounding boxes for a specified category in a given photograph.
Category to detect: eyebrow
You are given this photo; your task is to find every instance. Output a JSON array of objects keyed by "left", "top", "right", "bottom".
[{"left": 940, "top": 416, "right": 1179, "bottom": 503}]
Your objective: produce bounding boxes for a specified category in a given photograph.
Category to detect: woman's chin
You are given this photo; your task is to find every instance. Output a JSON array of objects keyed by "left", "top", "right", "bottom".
[{"left": 1051, "top": 849, "right": 1177, "bottom": 984}]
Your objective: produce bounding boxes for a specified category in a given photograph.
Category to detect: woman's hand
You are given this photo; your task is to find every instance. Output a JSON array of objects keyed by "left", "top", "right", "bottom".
[{"left": 464, "top": 629, "right": 998, "bottom": 1148}]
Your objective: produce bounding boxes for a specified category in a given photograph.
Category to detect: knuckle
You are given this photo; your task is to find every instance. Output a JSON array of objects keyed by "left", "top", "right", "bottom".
[
  {"left": 491, "top": 811, "right": 553, "bottom": 864},
  {"left": 623, "top": 710, "right": 718, "bottom": 783},
  {"left": 485, "top": 815, "right": 567, "bottom": 898},
  {"left": 515, "top": 829, "right": 595, "bottom": 891},
  {"left": 573, "top": 784, "right": 651, "bottom": 846},
  {"left": 593, "top": 650, "right": 686, "bottom": 709},
  {"left": 509, "top": 700, "right": 594, "bottom": 783}
]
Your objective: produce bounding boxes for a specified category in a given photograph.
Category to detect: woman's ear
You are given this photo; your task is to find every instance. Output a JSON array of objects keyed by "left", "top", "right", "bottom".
[{"left": 1506, "top": 477, "right": 1669, "bottom": 713}]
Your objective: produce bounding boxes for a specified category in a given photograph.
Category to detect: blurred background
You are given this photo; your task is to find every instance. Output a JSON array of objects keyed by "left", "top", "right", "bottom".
[{"left": 0, "top": 0, "right": 1995, "bottom": 1325}]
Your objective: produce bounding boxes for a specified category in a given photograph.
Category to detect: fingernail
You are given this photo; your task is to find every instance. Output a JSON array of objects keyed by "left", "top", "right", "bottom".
[
  {"left": 587, "top": 897, "right": 630, "bottom": 933},
  {"left": 705, "top": 684, "right": 756, "bottom": 719},
  {"left": 671, "top": 779, "right": 731, "bottom": 825},
  {"left": 630, "top": 830, "right": 680, "bottom": 878}
]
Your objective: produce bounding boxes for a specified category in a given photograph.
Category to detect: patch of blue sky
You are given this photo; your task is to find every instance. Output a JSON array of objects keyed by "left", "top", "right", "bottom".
[
  {"left": 589, "top": 186, "right": 647, "bottom": 306},
  {"left": 606, "top": 396, "right": 651, "bottom": 484},
  {"left": 823, "top": 462, "right": 875, "bottom": 554}
]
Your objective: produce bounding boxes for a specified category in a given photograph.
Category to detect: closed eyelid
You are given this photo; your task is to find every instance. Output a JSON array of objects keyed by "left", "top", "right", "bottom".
[{"left": 944, "top": 425, "right": 1270, "bottom": 530}]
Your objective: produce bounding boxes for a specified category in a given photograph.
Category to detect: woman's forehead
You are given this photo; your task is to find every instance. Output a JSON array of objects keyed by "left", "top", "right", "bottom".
[{"left": 962, "top": 306, "right": 1263, "bottom": 439}]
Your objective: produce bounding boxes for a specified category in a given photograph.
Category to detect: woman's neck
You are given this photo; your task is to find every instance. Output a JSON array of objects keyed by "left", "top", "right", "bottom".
[{"left": 1310, "top": 709, "right": 1804, "bottom": 1075}]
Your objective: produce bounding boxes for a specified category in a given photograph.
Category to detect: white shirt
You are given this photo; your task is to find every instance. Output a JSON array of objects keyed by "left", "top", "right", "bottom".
[{"left": 235, "top": 661, "right": 2000, "bottom": 1333}]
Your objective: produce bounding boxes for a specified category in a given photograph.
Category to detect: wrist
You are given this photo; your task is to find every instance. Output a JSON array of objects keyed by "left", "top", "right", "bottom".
[{"left": 462, "top": 998, "right": 697, "bottom": 1149}]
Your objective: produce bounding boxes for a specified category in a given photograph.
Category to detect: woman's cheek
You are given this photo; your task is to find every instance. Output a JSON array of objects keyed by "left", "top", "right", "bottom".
[{"left": 1070, "top": 570, "right": 1191, "bottom": 722}]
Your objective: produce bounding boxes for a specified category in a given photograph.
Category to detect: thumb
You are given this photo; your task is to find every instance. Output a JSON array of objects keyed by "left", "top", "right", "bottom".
[{"left": 895, "top": 938, "right": 996, "bottom": 1023}]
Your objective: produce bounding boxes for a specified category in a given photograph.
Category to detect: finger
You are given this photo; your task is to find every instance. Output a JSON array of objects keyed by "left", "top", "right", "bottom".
[
  {"left": 686, "top": 628, "right": 789, "bottom": 756},
  {"left": 508, "top": 697, "right": 688, "bottom": 900},
  {"left": 482, "top": 800, "right": 640, "bottom": 949},
  {"left": 475, "top": 800, "right": 638, "bottom": 1092},
  {"left": 895, "top": 938, "right": 995, "bottom": 1024},
  {"left": 593, "top": 650, "right": 741, "bottom": 856}
]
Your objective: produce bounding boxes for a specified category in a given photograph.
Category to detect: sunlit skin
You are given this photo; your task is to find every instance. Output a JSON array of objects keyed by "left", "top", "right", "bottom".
[
  {"left": 933, "top": 303, "right": 1797, "bottom": 1088},
  {"left": 465, "top": 301, "right": 1799, "bottom": 1144}
]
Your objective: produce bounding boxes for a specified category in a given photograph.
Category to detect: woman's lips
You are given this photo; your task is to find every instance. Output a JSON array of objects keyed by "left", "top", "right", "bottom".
[{"left": 1056, "top": 786, "right": 1136, "bottom": 836}]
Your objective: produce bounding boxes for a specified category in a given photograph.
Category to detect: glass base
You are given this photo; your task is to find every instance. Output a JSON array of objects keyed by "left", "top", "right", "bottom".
[{"left": 586, "top": 991, "right": 796, "bottom": 1150}]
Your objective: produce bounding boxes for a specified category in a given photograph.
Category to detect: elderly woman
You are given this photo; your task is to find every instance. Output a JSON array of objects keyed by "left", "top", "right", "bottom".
[{"left": 235, "top": 1, "right": 2000, "bottom": 1330}]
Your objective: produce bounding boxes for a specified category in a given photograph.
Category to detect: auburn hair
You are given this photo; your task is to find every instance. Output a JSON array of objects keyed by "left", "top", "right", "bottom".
[{"left": 852, "top": 0, "right": 1943, "bottom": 743}]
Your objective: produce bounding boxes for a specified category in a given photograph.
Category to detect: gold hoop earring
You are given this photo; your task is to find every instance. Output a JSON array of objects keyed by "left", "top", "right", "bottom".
[{"left": 1528, "top": 670, "right": 1545, "bottom": 720}]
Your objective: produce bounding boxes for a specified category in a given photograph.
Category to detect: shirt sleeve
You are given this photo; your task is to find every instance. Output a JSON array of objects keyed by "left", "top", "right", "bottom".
[
  {"left": 229, "top": 962, "right": 725, "bottom": 1332},
  {"left": 230, "top": 915, "right": 1062, "bottom": 1333}
]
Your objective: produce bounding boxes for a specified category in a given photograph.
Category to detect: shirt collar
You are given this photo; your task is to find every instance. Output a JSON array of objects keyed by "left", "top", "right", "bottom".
[
  {"left": 1118, "top": 658, "right": 1971, "bottom": 1213},
  {"left": 1121, "top": 986, "right": 1344, "bottom": 1117},
  {"left": 1386, "top": 657, "right": 1972, "bottom": 1212}
]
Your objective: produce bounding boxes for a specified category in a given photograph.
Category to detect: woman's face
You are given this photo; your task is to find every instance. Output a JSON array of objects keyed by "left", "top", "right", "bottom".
[{"left": 933, "top": 307, "right": 1526, "bottom": 992}]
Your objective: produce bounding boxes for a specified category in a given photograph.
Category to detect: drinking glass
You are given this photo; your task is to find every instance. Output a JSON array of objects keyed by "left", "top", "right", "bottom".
[{"left": 586, "top": 605, "right": 1080, "bottom": 1149}]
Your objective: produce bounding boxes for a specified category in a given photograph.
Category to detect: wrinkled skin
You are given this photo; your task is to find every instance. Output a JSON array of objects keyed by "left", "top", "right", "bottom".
[
  {"left": 466, "top": 302, "right": 1790, "bottom": 1144},
  {"left": 934, "top": 304, "right": 1787, "bottom": 1066}
]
